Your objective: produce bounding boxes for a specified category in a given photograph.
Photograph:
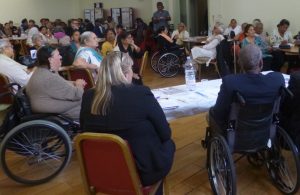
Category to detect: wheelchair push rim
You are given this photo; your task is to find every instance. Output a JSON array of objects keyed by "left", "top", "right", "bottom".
[
  {"left": 266, "top": 126, "right": 300, "bottom": 194},
  {"left": 151, "top": 51, "right": 160, "bottom": 73},
  {"left": 157, "top": 53, "right": 180, "bottom": 77},
  {"left": 207, "top": 135, "right": 236, "bottom": 195},
  {"left": 0, "top": 120, "right": 72, "bottom": 185}
]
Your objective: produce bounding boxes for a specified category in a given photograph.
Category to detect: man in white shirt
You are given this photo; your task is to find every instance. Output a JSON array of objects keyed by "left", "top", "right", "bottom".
[
  {"left": 0, "top": 39, "right": 32, "bottom": 87},
  {"left": 224, "top": 19, "right": 242, "bottom": 39},
  {"left": 26, "top": 20, "right": 39, "bottom": 47}
]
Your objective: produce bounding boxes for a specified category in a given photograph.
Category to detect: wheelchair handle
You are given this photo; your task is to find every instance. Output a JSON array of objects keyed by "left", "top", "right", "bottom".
[{"left": 235, "top": 91, "right": 246, "bottom": 105}]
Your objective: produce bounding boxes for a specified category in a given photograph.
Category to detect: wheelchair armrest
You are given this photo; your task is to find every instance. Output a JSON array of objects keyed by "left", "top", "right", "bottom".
[{"left": 281, "top": 87, "right": 294, "bottom": 99}]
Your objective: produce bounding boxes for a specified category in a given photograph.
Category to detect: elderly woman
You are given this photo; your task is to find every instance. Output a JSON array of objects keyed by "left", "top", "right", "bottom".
[
  {"left": 0, "top": 39, "right": 32, "bottom": 87},
  {"left": 171, "top": 22, "right": 190, "bottom": 46},
  {"left": 80, "top": 52, "right": 175, "bottom": 194},
  {"left": 156, "top": 26, "right": 185, "bottom": 57},
  {"left": 270, "top": 19, "right": 294, "bottom": 71},
  {"left": 191, "top": 24, "right": 224, "bottom": 63},
  {"left": 26, "top": 46, "right": 86, "bottom": 120},
  {"left": 101, "top": 28, "right": 116, "bottom": 57},
  {"left": 270, "top": 19, "right": 293, "bottom": 47},
  {"left": 73, "top": 31, "right": 102, "bottom": 70}
]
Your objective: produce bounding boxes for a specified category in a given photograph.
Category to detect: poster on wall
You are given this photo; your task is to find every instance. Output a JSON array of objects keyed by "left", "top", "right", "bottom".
[{"left": 95, "top": 8, "right": 103, "bottom": 20}]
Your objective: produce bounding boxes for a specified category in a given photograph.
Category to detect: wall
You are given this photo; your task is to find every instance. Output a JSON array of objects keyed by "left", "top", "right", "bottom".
[
  {"left": 81, "top": 0, "right": 154, "bottom": 24},
  {"left": 208, "top": 0, "right": 300, "bottom": 35},
  {"left": 0, "top": 0, "right": 81, "bottom": 25}
]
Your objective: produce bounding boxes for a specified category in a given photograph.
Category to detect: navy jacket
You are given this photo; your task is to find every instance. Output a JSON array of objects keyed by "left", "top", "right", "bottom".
[
  {"left": 80, "top": 84, "right": 175, "bottom": 185},
  {"left": 93, "top": 25, "right": 105, "bottom": 38},
  {"left": 213, "top": 72, "right": 285, "bottom": 127}
]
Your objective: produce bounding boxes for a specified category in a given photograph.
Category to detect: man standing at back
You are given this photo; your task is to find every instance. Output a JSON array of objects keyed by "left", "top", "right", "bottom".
[
  {"left": 152, "top": 2, "right": 171, "bottom": 33},
  {"left": 210, "top": 44, "right": 285, "bottom": 134}
]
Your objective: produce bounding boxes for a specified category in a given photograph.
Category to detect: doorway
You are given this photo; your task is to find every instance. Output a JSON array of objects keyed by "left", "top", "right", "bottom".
[{"left": 179, "top": 0, "right": 208, "bottom": 36}]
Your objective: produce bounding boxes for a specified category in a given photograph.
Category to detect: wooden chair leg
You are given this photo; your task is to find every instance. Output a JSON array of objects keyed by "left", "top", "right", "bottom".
[
  {"left": 198, "top": 63, "right": 202, "bottom": 81},
  {"left": 213, "top": 63, "right": 221, "bottom": 78},
  {"left": 163, "top": 178, "right": 169, "bottom": 195}
]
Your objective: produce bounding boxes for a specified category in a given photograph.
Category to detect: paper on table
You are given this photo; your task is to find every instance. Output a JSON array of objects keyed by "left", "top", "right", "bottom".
[
  {"left": 157, "top": 99, "right": 179, "bottom": 110},
  {"left": 160, "top": 87, "right": 185, "bottom": 95}
]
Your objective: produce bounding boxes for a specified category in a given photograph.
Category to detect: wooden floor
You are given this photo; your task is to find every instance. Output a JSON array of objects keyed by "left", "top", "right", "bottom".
[{"left": 0, "top": 64, "right": 289, "bottom": 195}]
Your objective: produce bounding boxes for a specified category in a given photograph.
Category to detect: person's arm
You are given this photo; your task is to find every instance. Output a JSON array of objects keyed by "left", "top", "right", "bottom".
[
  {"left": 212, "top": 78, "right": 232, "bottom": 125},
  {"left": 143, "top": 87, "right": 172, "bottom": 142},
  {"left": 73, "top": 57, "right": 98, "bottom": 69},
  {"left": 45, "top": 74, "right": 84, "bottom": 101},
  {"left": 130, "top": 39, "right": 141, "bottom": 53},
  {"left": 203, "top": 38, "right": 219, "bottom": 50},
  {"left": 165, "top": 11, "right": 171, "bottom": 21}
]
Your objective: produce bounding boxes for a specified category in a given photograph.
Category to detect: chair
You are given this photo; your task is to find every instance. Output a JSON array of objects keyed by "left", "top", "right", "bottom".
[
  {"left": 193, "top": 57, "right": 220, "bottom": 81},
  {"left": 0, "top": 74, "right": 13, "bottom": 105},
  {"left": 139, "top": 51, "right": 149, "bottom": 76},
  {"left": 202, "top": 90, "right": 300, "bottom": 195},
  {"left": 66, "top": 67, "right": 95, "bottom": 90},
  {"left": 75, "top": 133, "right": 166, "bottom": 195}
]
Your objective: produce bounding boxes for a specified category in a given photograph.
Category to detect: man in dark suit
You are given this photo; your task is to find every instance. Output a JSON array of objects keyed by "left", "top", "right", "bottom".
[
  {"left": 93, "top": 18, "right": 106, "bottom": 38},
  {"left": 280, "top": 71, "right": 300, "bottom": 147},
  {"left": 210, "top": 44, "right": 285, "bottom": 135}
]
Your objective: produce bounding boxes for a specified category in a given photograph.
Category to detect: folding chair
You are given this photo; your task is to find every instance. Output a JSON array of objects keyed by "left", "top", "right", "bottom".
[
  {"left": 66, "top": 67, "right": 95, "bottom": 90},
  {"left": 139, "top": 51, "right": 149, "bottom": 76},
  {"left": 75, "top": 133, "right": 167, "bottom": 195}
]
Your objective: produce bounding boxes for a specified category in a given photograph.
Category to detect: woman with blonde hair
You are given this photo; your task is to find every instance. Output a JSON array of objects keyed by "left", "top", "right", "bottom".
[{"left": 80, "top": 52, "right": 175, "bottom": 194}]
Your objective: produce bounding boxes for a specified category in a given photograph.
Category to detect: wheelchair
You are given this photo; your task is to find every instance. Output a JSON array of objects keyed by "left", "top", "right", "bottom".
[
  {"left": 0, "top": 84, "right": 80, "bottom": 185},
  {"left": 202, "top": 89, "right": 300, "bottom": 195},
  {"left": 150, "top": 39, "right": 186, "bottom": 78}
]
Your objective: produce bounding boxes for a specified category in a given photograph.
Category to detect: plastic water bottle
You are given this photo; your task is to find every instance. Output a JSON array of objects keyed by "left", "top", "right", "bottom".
[{"left": 185, "top": 56, "right": 196, "bottom": 91}]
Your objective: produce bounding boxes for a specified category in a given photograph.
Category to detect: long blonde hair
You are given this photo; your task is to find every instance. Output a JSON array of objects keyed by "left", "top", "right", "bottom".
[{"left": 91, "top": 51, "right": 133, "bottom": 115}]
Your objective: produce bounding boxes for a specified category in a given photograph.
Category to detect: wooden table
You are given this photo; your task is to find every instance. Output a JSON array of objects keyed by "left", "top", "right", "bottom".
[
  {"left": 183, "top": 36, "right": 207, "bottom": 50},
  {"left": 279, "top": 45, "right": 299, "bottom": 56}
]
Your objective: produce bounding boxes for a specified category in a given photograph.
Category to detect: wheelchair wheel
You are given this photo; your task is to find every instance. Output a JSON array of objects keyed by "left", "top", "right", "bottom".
[
  {"left": 0, "top": 120, "right": 72, "bottom": 185},
  {"left": 151, "top": 51, "right": 160, "bottom": 72},
  {"left": 157, "top": 53, "right": 180, "bottom": 77},
  {"left": 266, "top": 126, "right": 300, "bottom": 194},
  {"left": 207, "top": 135, "right": 236, "bottom": 195}
]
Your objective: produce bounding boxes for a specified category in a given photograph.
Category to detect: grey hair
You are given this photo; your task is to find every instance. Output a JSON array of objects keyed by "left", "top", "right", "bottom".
[
  {"left": 214, "top": 23, "right": 224, "bottom": 34},
  {"left": 80, "top": 31, "right": 94, "bottom": 46},
  {"left": 32, "top": 33, "right": 42, "bottom": 43},
  {"left": 239, "top": 44, "right": 262, "bottom": 71},
  {"left": 0, "top": 39, "right": 9, "bottom": 54}
]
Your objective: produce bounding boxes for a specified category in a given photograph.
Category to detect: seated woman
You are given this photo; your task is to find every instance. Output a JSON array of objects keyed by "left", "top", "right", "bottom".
[
  {"left": 114, "top": 31, "right": 143, "bottom": 84},
  {"left": 156, "top": 26, "right": 185, "bottom": 57},
  {"left": 80, "top": 52, "right": 175, "bottom": 194},
  {"left": 26, "top": 46, "right": 86, "bottom": 120},
  {"left": 241, "top": 24, "right": 272, "bottom": 70},
  {"left": 52, "top": 26, "right": 71, "bottom": 46},
  {"left": 101, "top": 28, "right": 116, "bottom": 57},
  {"left": 73, "top": 31, "right": 102, "bottom": 70},
  {"left": 171, "top": 22, "right": 190, "bottom": 46},
  {"left": 191, "top": 24, "right": 224, "bottom": 63},
  {"left": 70, "top": 30, "right": 81, "bottom": 55}
]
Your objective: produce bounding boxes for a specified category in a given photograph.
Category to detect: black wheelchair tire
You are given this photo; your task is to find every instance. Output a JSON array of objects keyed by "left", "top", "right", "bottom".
[
  {"left": 207, "top": 135, "right": 236, "bottom": 195},
  {"left": 0, "top": 120, "right": 72, "bottom": 185}
]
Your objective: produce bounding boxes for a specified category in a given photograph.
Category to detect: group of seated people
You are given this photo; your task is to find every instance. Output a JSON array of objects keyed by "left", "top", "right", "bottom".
[
  {"left": 191, "top": 18, "right": 299, "bottom": 73},
  {"left": 1, "top": 14, "right": 300, "bottom": 194}
]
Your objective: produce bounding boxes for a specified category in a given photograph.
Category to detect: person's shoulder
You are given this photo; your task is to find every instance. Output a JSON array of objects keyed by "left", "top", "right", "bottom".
[{"left": 265, "top": 71, "right": 284, "bottom": 79}]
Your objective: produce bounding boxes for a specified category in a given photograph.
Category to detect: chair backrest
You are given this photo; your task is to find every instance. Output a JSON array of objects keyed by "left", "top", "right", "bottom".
[
  {"left": 67, "top": 67, "right": 95, "bottom": 90},
  {"left": 216, "top": 38, "right": 234, "bottom": 76},
  {"left": 227, "top": 92, "right": 280, "bottom": 152},
  {"left": 75, "top": 133, "right": 145, "bottom": 195},
  {"left": 0, "top": 74, "right": 13, "bottom": 104},
  {"left": 139, "top": 51, "right": 148, "bottom": 76}
]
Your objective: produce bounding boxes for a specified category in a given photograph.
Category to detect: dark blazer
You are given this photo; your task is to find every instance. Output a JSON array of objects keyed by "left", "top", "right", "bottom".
[
  {"left": 80, "top": 84, "right": 175, "bottom": 186},
  {"left": 212, "top": 72, "right": 285, "bottom": 127},
  {"left": 93, "top": 25, "right": 105, "bottom": 38},
  {"left": 280, "top": 71, "right": 300, "bottom": 146}
]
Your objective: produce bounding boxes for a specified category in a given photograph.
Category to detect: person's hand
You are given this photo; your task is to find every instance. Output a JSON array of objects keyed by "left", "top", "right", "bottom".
[
  {"left": 132, "top": 73, "right": 140, "bottom": 80},
  {"left": 174, "top": 34, "right": 179, "bottom": 39},
  {"left": 74, "top": 79, "right": 87, "bottom": 88}
]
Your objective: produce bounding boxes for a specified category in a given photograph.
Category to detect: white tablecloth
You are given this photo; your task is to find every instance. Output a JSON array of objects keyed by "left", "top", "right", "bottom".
[{"left": 153, "top": 71, "right": 290, "bottom": 121}]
